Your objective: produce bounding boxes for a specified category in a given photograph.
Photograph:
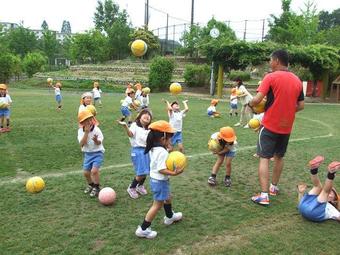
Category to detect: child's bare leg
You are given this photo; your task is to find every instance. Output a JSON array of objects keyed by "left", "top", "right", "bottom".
[
  {"left": 91, "top": 167, "right": 100, "bottom": 184},
  {"left": 297, "top": 182, "right": 307, "bottom": 203},
  {"left": 177, "top": 143, "right": 184, "bottom": 153},
  {"left": 225, "top": 157, "right": 232, "bottom": 176},
  {"left": 145, "top": 200, "right": 164, "bottom": 222},
  {"left": 318, "top": 161, "right": 340, "bottom": 202},
  {"left": 83, "top": 171, "right": 92, "bottom": 184},
  {"left": 308, "top": 156, "right": 325, "bottom": 195},
  {"left": 212, "top": 155, "right": 224, "bottom": 175},
  {"left": 272, "top": 155, "right": 284, "bottom": 186}
]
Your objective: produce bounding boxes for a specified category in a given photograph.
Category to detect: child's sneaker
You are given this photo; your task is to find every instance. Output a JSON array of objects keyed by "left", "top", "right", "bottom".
[
  {"left": 208, "top": 176, "right": 217, "bottom": 186},
  {"left": 84, "top": 185, "right": 93, "bottom": 194},
  {"left": 269, "top": 184, "right": 279, "bottom": 196},
  {"left": 234, "top": 122, "right": 241, "bottom": 127},
  {"left": 0, "top": 128, "right": 6, "bottom": 133},
  {"left": 127, "top": 185, "right": 139, "bottom": 199},
  {"left": 136, "top": 184, "right": 148, "bottom": 195},
  {"left": 90, "top": 187, "right": 100, "bottom": 197},
  {"left": 4, "top": 127, "right": 10, "bottom": 132},
  {"left": 135, "top": 226, "right": 157, "bottom": 239},
  {"left": 328, "top": 161, "right": 340, "bottom": 173},
  {"left": 309, "top": 156, "right": 324, "bottom": 169},
  {"left": 223, "top": 177, "right": 232, "bottom": 187},
  {"left": 164, "top": 212, "right": 183, "bottom": 225},
  {"left": 251, "top": 194, "right": 270, "bottom": 205}
]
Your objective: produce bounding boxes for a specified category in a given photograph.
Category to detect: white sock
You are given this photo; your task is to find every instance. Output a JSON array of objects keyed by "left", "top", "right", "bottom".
[{"left": 261, "top": 192, "right": 268, "bottom": 198}]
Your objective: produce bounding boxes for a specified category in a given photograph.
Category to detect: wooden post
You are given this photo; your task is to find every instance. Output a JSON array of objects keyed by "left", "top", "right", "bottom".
[
  {"left": 321, "top": 70, "right": 329, "bottom": 99},
  {"left": 217, "top": 64, "right": 223, "bottom": 98}
]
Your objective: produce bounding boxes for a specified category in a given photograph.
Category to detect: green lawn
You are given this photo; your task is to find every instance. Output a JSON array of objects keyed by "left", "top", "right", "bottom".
[{"left": 1, "top": 87, "right": 340, "bottom": 254}]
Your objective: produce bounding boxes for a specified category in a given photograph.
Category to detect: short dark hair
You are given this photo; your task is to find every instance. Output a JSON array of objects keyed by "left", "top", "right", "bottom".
[
  {"left": 271, "top": 49, "right": 289, "bottom": 66},
  {"left": 171, "top": 101, "right": 179, "bottom": 107}
]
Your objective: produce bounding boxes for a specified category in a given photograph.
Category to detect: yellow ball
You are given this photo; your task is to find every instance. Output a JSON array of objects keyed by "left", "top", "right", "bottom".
[
  {"left": 208, "top": 138, "right": 222, "bottom": 153},
  {"left": 252, "top": 98, "right": 266, "bottom": 114},
  {"left": 131, "top": 39, "right": 148, "bottom": 57},
  {"left": 86, "top": 105, "right": 97, "bottom": 116},
  {"left": 47, "top": 78, "right": 53, "bottom": 84},
  {"left": 236, "top": 90, "right": 243, "bottom": 96},
  {"left": 248, "top": 118, "right": 261, "bottom": 129},
  {"left": 169, "top": 83, "right": 182, "bottom": 95},
  {"left": 133, "top": 99, "right": 141, "bottom": 107},
  {"left": 142, "top": 87, "right": 151, "bottom": 94},
  {"left": 26, "top": 176, "right": 45, "bottom": 193},
  {"left": 166, "top": 151, "right": 187, "bottom": 171}
]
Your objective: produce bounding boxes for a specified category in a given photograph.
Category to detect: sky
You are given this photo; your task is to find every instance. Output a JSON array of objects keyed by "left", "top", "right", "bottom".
[{"left": 0, "top": 0, "right": 339, "bottom": 41}]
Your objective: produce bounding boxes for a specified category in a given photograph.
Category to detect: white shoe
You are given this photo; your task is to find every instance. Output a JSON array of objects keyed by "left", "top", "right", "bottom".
[
  {"left": 135, "top": 226, "right": 157, "bottom": 239},
  {"left": 234, "top": 123, "right": 241, "bottom": 127},
  {"left": 164, "top": 212, "right": 183, "bottom": 225},
  {"left": 243, "top": 124, "right": 249, "bottom": 129}
]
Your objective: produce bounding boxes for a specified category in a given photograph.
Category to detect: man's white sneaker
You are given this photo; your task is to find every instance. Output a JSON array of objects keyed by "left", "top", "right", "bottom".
[
  {"left": 164, "top": 212, "right": 183, "bottom": 225},
  {"left": 135, "top": 226, "right": 157, "bottom": 239}
]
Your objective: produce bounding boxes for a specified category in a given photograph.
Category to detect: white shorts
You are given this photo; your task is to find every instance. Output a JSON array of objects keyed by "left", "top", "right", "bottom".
[{"left": 325, "top": 202, "right": 340, "bottom": 220}]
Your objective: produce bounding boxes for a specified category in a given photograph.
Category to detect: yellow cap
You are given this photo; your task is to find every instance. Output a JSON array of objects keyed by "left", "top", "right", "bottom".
[
  {"left": 218, "top": 126, "right": 236, "bottom": 142},
  {"left": 78, "top": 110, "right": 94, "bottom": 123},
  {"left": 211, "top": 99, "right": 219, "bottom": 106},
  {"left": 0, "top": 84, "right": 7, "bottom": 90}
]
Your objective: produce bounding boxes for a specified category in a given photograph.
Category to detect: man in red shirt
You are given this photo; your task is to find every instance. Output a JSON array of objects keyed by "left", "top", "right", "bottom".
[{"left": 248, "top": 49, "right": 305, "bottom": 205}]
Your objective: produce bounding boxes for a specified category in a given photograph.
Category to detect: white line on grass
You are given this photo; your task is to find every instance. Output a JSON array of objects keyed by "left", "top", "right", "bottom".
[{"left": 0, "top": 132, "right": 332, "bottom": 186}]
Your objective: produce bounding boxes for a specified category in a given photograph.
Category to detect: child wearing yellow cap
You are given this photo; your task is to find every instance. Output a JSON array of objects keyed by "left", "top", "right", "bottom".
[
  {"left": 0, "top": 84, "right": 12, "bottom": 133},
  {"left": 207, "top": 99, "right": 220, "bottom": 117},
  {"left": 229, "top": 88, "right": 238, "bottom": 117},
  {"left": 208, "top": 126, "right": 237, "bottom": 187},
  {"left": 77, "top": 110, "right": 105, "bottom": 197},
  {"left": 92, "top": 81, "right": 102, "bottom": 107},
  {"left": 135, "top": 120, "right": 184, "bottom": 239},
  {"left": 52, "top": 82, "right": 62, "bottom": 111}
]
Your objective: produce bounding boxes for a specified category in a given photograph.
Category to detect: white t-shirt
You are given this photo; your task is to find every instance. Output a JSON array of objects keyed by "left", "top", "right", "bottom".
[
  {"left": 78, "top": 104, "right": 87, "bottom": 114},
  {"left": 230, "top": 94, "right": 237, "bottom": 104},
  {"left": 135, "top": 89, "right": 142, "bottom": 99},
  {"left": 92, "top": 88, "right": 102, "bottom": 99},
  {"left": 207, "top": 105, "right": 216, "bottom": 113},
  {"left": 149, "top": 146, "right": 169, "bottom": 181},
  {"left": 77, "top": 126, "right": 105, "bottom": 153},
  {"left": 122, "top": 96, "right": 133, "bottom": 107},
  {"left": 253, "top": 112, "right": 264, "bottom": 122},
  {"left": 54, "top": 87, "right": 61, "bottom": 96},
  {"left": 140, "top": 95, "right": 149, "bottom": 107},
  {"left": 211, "top": 132, "right": 237, "bottom": 152},
  {"left": 169, "top": 110, "right": 185, "bottom": 132},
  {"left": 238, "top": 85, "right": 253, "bottom": 105},
  {"left": 0, "top": 95, "right": 12, "bottom": 105},
  {"left": 128, "top": 122, "right": 150, "bottom": 147}
]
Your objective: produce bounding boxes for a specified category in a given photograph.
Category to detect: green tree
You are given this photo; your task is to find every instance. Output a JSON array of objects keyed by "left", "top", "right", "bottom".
[
  {"left": 61, "top": 20, "right": 72, "bottom": 34},
  {"left": 39, "top": 30, "right": 60, "bottom": 65},
  {"left": 0, "top": 52, "right": 20, "bottom": 83},
  {"left": 22, "top": 52, "right": 47, "bottom": 78},
  {"left": 41, "top": 20, "right": 49, "bottom": 31},
  {"left": 318, "top": 9, "right": 340, "bottom": 30},
  {"left": 148, "top": 56, "right": 174, "bottom": 91},
  {"left": 69, "top": 30, "right": 108, "bottom": 64},
  {"left": 179, "top": 24, "right": 201, "bottom": 57},
  {"left": 107, "top": 19, "right": 132, "bottom": 59},
  {"left": 130, "top": 27, "right": 160, "bottom": 58},
  {"left": 6, "top": 26, "right": 38, "bottom": 57}
]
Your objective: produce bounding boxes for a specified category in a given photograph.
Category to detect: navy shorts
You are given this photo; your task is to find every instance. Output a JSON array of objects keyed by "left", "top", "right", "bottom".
[
  {"left": 55, "top": 94, "right": 62, "bottom": 103},
  {"left": 120, "top": 106, "right": 131, "bottom": 117},
  {"left": 131, "top": 147, "right": 150, "bottom": 176},
  {"left": 171, "top": 131, "right": 182, "bottom": 145},
  {"left": 223, "top": 150, "right": 236, "bottom": 158},
  {"left": 230, "top": 103, "right": 237, "bottom": 109},
  {"left": 0, "top": 108, "right": 10, "bottom": 117},
  {"left": 257, "top": 127, "right": 290, "bottom": 158},
  {"left": 150, "top": 178, "right": 170, "bottom": 201},
  {"left": 83, "top": 151, "right": 104, "bottom": 171},
  {"left": 298, "top": 194, "right": 326, "bottom": 222}
]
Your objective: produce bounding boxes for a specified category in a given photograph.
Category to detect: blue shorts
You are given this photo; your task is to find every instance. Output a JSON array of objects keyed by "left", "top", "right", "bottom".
[
  {"left": 207, "top": 111, "right": 214, "bottom": 116},
  {"left": 131, "top": 147, "right": 150, "bottom": 176},
  {"left": 298, "top": 194, "right": 326, "bottom": 222},
  {"left": 121, "top": 106, "right": 131, "bottom": 117},
  {"left": 83, "top": 151, "right": 104, "bottom": 171},
  {"left": 0, "top": 108, "right": 10, "bottom": 117},
  {"left": 55, "top": 94, "right": 62, "bottom": 103},
  {"left": 223, "top": 150, "right": 236, "bottom": 158},
  {"left": 150, "top": 178, "right": 170, "bottom": 201},
  {"left": 230, "top": 103, "right": 237, "bottom": 109},
  {"left": 171, "top": 131, "right": 182, "bottom": 145}
]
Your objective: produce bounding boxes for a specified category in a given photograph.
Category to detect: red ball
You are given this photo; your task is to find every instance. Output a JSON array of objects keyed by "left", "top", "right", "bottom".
[{"left": 98, "top": 187, "right": 116, "bottom": 205}]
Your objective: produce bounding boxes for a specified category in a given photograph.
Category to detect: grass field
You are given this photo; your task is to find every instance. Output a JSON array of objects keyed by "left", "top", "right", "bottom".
[{"left": 1, "top": 86, "right": 340, "bottom": 254}]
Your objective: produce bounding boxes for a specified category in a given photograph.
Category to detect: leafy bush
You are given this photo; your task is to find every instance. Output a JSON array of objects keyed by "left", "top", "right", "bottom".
[
  {"left": 0, "top": 52, "right": 21, "bottom": 83},
  {"left": 148, "top": 56, "right": 174, "bottom": 91},
  {"left": 228, "top": 70, "right": 251, "bottom": 81},
  {"left": 184, "top": 64, "right": 210, "bottom": 87},
  {"left": 23, "top": 52, "right": 47, "bottom": 78},
  {"left": 290, "top": 65, "right": 313, "bottom": 81}
]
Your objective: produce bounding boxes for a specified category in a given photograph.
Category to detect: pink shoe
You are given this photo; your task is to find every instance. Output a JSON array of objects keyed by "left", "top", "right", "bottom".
[
  {"left": 127, "top": 185, "right": 139, "bottom": 199},
  {"left": 269, "top": 184, "right": 279, "bottom": 196},
  {"left": 0, "top": 128, "right": 6, "bottom": 133},
  {"left": 309, "top": 156, "right": 324, "bottom": 169},
  {"left": 136, "top": 184, "right": 148, "bottom": 195},
  {"left": 328, "top": 162, "right": 340, "bottom": 173},
  {"left": 4, "top": 127, "right": 10, "bottom": 132}
]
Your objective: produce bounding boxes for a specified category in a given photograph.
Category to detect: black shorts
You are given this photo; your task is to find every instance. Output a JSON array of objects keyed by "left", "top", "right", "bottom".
[{"left": 256, "top": 127, "right": 290, "bottom": 158}]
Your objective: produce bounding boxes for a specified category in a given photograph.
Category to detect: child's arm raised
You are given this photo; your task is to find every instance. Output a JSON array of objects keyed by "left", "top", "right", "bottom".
[
  {"left": 117, "top": 121, "right": 133, "bottom": 137},
  {"left": 182, "top": 100, "right": 189, "bottom": 113},
  {"left": 162, "top": 98, "right": 172, "bottom": 111}
]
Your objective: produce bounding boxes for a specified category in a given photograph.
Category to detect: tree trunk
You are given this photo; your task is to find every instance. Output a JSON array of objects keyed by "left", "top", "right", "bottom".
[
  {"left": 217, "top": 64, "right": 223, "bottom": 98},
  {"left": 321, "top": 69, "right": 329, "bottom": 100}
]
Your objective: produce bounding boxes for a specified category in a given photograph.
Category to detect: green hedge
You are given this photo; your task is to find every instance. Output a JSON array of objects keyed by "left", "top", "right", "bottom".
[
  {"left": 228, "top": 70, "right": 251, "bottom": 81},
  {"left": 148, "top": 56, "right": 175, "bottom": 91},
  {"left": 184, "top": 64, "right": 210, "bottom": 87}
]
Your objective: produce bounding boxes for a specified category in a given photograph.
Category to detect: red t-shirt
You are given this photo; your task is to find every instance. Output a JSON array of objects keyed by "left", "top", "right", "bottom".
[{"left": 258, "top": 71, "right": 303, "bottom": 134}]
